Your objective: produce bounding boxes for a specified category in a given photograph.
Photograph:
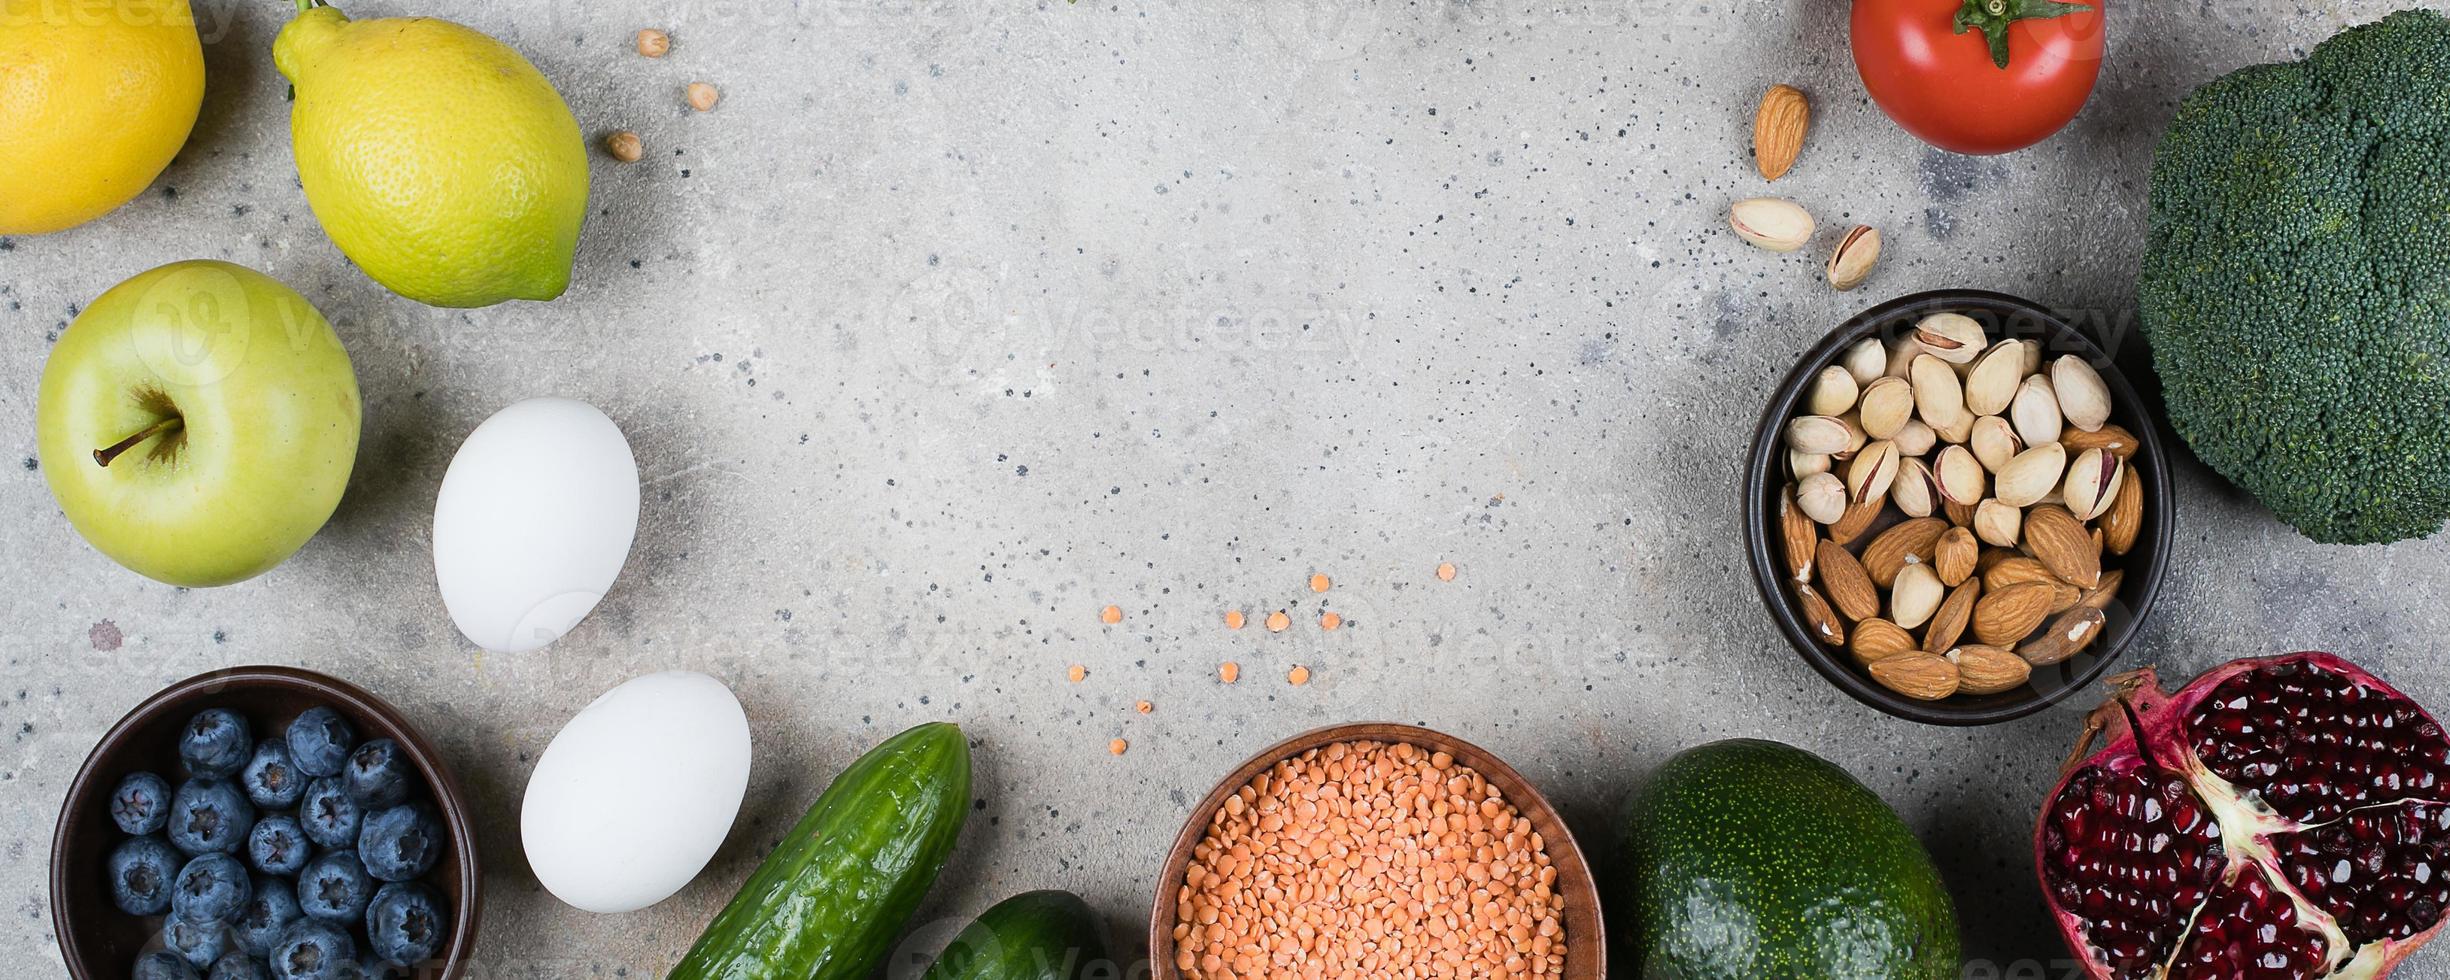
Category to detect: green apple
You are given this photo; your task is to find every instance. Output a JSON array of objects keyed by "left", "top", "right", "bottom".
[{"left": 36, "top": 260, "right": 361, "bottom": 587}]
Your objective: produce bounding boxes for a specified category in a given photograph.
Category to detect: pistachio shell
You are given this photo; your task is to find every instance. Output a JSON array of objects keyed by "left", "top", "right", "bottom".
[
  {"left": 1847, "top": 440, "right": 1901, "bottom": 505},
  {"left": 2051, "top": 355, "right": 2113, "bottom": 432},
  {"left": 1909, "top": 354, "right": 1967, "bottom": 431},
  {"left": 1857, "top": 377, "right": 1915, "bottom": 440},
  {"left": 1786, "top": 415, "right": 1852, "bottom": 455},
  {"left": 1808, "top": 365, "right": 1860, "bottom": 416},
  {"left": 1995, "top": 442, "right": 2068, "bottom": 508},
  {"left": 1789, "top": 450, "right": 1832, "bottom": 478},
  {"left": 1730, "top": 197, "right": 1815, "bottom": 252},
  {"left": 1912, "top": 313, "right": 1988, "bottom": 365},
  {"left": 1841, "top": 337, "right": 1887, "bottom": 386},
  {"left": 1965, "top": 341, "right": 2024, "bottom": 416},
  {"left": 1974, "top": 498, "right": 2023, "bottom": 547},
  {"left": 1970, "top": 416, "right": 2023, "bottom": 473},
  {"left": 1884, "top": 335, "right": 1923, "bottom": 378},
  {"left": 2062, "top": 447, "right": 2125, "bottom": 521},
  {"left": 1826, "top": 225, "right": 1882, "bottom": 291},
  {"left": 1933, "top": 445, "right": 1987, "bottom": 506},
  {"left": 2011, "top": 375, "right": 2063, "bottom": 446},
  {"left": 1889, "top": 563, "right": 1945, "bottom": 629},
  {"left": 1891, "top": 457, "right": 1938, "bottom": 518},
  {"left": 1797, "top": 472, "right": 1847, "bottom": 524},
  {"left": 1891, "top": 419, "right": 1937, "bottom": 457}
]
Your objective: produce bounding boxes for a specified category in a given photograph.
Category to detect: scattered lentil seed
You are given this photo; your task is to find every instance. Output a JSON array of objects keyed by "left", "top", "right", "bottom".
[
  {"left": 1223, "top": 610, "right": 1245, "bottom": 630},
  {"left": 1219, "top": 662, "right": 1240, "bottom": 684},
  {"left": 1287, "top": 665, "right": 1310, "bottom": 685},
  {"left": 1264, "top": 610, "right": 1290, "bottom": 632},
  {"left": 1437, "top": 562, "right": 1458, "bottom": 581},
  {"left": 685, "top": 81, "right": 720, "bottom": 112},
  {"left": 603, "top": 130, "right": 643, "bottom": 162},
  {"left": 1109, "top": 738, "right": 1128, "bottom": 756},
  {"left": 1066, "top": 664, "right": 1086, "bottom": 683},
  {"left": 1100, "top": 605, "right": 1123, "bottom": 624},
  {"left": 634, "top": 28, "right": 669, "bottom": 57},
  {"left": 1319, "top": 611, "right": 1342, "bottom": 631},
  {"left": 1174, "top": 739, "right": 1567, "bottom": 978},
  {"left": 1136, "top": 700, "right": 1154, "bottom": 714},
  {"left": 1308, "top": 573, "right": 1331, "bottom": 593}
]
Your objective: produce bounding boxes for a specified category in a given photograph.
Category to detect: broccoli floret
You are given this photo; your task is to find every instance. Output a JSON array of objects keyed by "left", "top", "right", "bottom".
[{"left": 2139, "top": 9, "right": 2450, "bottom": 544}]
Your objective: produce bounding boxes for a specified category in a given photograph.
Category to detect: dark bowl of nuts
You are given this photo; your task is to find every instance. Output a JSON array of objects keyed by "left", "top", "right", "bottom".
[{"left": 1743, "top": 289, "right": 2174, "bottom": 726}]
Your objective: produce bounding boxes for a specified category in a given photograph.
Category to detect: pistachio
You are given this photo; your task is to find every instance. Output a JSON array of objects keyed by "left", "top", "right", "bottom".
[
  {"left": 1796, "top": 472, "right": 1847, "bottom": 524},
  {"left": 2051, "top": 355, "right": 2114, "bottom": 432},
  {"left": 2062, "top": 447, "right": 2125, "bottom": 521},
  {"left": 1892, "top": 419, "right": 1937, "bottom": 457},
  {"left": 1973, "top": 498, "right": 2024, "bottom": 548},
  {"left": 1857, "top": 376, "right": 1915, "bottom": 439},
  {"left": 1890, "top": 457, "right": 1938, "bottom": 518},
  {"left": 1995, "top": 441, "right": 2068, "bottom": 508},
  {"left": 1931, "top": 411, "right": 1974, "bottom": 446},
  {"left": 1883, "top": 335, "right": 1923, "bottom": 378},
  {"left": 1933, "top": 445, "right": 1986, "bottom": 506},
  {"left": 1840, "top": 337, "right": 1887, "bottom": 386},
  {"left": 1730, "top": 197, "right": 1815, "bottom": 252},
  {"left": 1789, "top": 450, "right": 1832, "bottom": 478},
  {"left": 2018, "top": 340, "right": 2044, "bottom": 377},
  {"left": 1834, "top": 412, "right": 1868, "bottom": 460},
  {"left": 2011, "top": 374, "right": 2063, "bottom": 446},
  {"left": 1846, "top": 440, "right": 1900, "bottom": 505},
  {"left": 1889, "top": 563, "right": 1945, "bottom": 629},
  {"left": 1969, "top": 415, "right": 2023, "bottom": 473},
  {"left": 1909, "top": 354, "right": 1967, "bottom": 431},
  {"left": 1789, "top": 364, "right": 1849, "bottom": 419},
  {"left": 1826, "top": 225, "right": 1882, "bottom": 291},
  {"left": 1964, "top": 341, "right": 2025, "bottom": 416},
  {"left": 1912, "top": 313, "right": 1988, "bottom": 365},
  {"left": 1785, "top": 415, "right": 1852, "bottom": 455}
]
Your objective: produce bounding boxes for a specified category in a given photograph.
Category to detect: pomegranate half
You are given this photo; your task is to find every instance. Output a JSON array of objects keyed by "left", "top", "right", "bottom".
[{"left": 2037, "top": 651, "right": 2450, "bottom": 978}]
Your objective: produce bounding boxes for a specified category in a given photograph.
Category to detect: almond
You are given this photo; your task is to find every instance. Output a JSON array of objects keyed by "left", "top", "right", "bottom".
[
  {"left": 1753, "top": 84, "right": 1810, "bottom": 181},
  {"left": 1795, "top": 584, "right": 1846, "bottom": 647},
  {"left": 1922, "top": 578, "right": 1982, "bottom": 653},
  {"left": 1972, "top": 581, "right": 2054, "bottom": 646},
  {"left": 2019, "top": 605, "right": 2106, "bottom": 666},
  {"left": 2044, "top": 581, "right": 2083, "bottom": 614},
  {"left": 1933, "top": 526, "right": 1979, "bottom": 587},
  {"left": 1948, "top": 644, "right": 2032, "bottom": 695},
  {"left": 2062, "top": 424, "right": 2142, "bottom": 459},
  {"left": 1982, "top": 556, "right": 2059, "bottom": 592},
  {"left": 2023, "top": 503, "right": 2101, "bottom": 589},
  {"left": 1779, "top": 488, "right": 1818, "bottom": 583},
  {"left": 1869, "top": 654, "right": 1960, "bottom": 701},
  {"left": 1943, "top": 496, "right": 1977, "bottom": 529},
  {"left": 1815, "top": 539, "right": 1881, "bottom": 621},
  {"left": 1861, "top": 516, "right": 1949, "bottom": 588},
  {"left": 1850, "top": 617, "right": 1918, "bottom": 665},
  {"left": 1829, "top": 495, "right": 1882, "bottom": 546},
  {"left": 2102, "top": 464, "right": 2142, "bottom": 555}
]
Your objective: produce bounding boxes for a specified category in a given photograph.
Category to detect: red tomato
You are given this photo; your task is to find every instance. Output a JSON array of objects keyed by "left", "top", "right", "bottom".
[{"left": 1851, "top": 0, "right": 2107, "bottom": 155}]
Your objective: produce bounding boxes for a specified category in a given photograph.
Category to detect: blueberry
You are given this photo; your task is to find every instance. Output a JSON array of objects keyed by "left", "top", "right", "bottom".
[
  {"left": 362, "top": 881, "right": 447, "bottom": 968},
  {"left": 113, "top": 770, "right": 174, "bottom": 834},
  {"left": 162, "top": 912, "right": 233, "bottom": 968},
  {"left": 234, "top": 875, "right": 302, "bottom": 957},
  {"left": 208, "top": 953, "right": 271, "bottom": 980},
  {"left": 172, "top": 852, "right": 252, "bottom": 923},
  {"left": 180, "top": 708, "right": 253, "bottom": 778},
  {"left": 295, "top": 850, "right": 373, "bottom": 923},
  {"left": 168, "top": 778, "right": 256, "bottom": 855},
  {"left": 341, "top": 739, "right": 412, "bottom": 808},
  {"left": 268, "top": 921, "right": 355, "bottom": 980},
  {"left": 108, "top": 835, "right": 182, "bottom": 915},
  {"left": 134, "top": 950, "right": 201, "bottom": 980},
  {"left": 241, "top": 740, "right": 306, "bottom": 809},
  {"left": 355, "top": 802, "right": 442, "bottom": 882},
  {"left": 286, "top": 707, "right": 356, "bottom": 779},
  {"left": 355, "top": 954, "right": 401, "bottom": 980},
  {"left": 247, "top": 814, "right": 310, "bottom": 877},
  {"left": 297, "top": 777, "right": 360, "bottom": 850}
]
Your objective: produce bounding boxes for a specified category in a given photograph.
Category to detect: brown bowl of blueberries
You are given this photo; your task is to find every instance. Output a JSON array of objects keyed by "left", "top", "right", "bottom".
[{"left": 50, "top": 665, "right": 480, "bottom": 979}]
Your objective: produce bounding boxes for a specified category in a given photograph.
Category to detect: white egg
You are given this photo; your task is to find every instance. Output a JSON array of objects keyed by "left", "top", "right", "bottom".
[
  {"left": 432, "top": 397, "right": 638, "bottom": 653},
  {"left": 521, "top": 671, "right": 751, "bottom": 914}
]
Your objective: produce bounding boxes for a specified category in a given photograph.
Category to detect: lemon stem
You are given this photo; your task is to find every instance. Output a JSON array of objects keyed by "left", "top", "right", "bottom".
[
  {"left": 93, "top": 416, "right": 183, "bottom": 468},
  {"left": 292, "top": 0, "right": 320, "bottom": 11}
]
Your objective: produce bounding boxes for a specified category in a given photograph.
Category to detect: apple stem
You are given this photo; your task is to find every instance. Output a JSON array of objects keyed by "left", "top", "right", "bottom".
[{"left": 93, "top": 416, "right": 184, "bottom": 468}]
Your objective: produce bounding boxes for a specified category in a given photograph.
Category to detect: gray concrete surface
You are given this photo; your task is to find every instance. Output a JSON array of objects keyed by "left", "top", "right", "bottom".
[{"left": 7, "top": 0, "right": 2449, "bottom": 975}]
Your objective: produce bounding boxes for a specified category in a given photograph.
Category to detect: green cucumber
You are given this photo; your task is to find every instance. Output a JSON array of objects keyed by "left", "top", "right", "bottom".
[
  {"left": 919, "top": 890, "right": 1111, "bottom": 980},
  {"left": 669, "top": 721, "right": 972, "bottom": 980}
]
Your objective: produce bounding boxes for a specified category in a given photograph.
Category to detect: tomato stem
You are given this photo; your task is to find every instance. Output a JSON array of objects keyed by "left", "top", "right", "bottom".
[{"left": 1952, "top": 0, "right": 2092, "bottom": 69}]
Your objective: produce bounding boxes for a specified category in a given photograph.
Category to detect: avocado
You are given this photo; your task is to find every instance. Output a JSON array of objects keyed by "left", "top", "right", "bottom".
[{"left": 1608, "top": 738, "right": 1958, "bottom": 978}]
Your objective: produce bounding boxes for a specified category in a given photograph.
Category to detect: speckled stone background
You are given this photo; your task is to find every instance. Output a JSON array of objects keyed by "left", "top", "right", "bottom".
[{"left": 6, "top": 0, "right": 2448, "bottom": 975}]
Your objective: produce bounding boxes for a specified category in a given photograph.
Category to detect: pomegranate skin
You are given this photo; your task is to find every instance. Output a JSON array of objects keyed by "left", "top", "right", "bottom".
[{"left": 2036, "top": 652, "right": 2450, "bottom": 980}]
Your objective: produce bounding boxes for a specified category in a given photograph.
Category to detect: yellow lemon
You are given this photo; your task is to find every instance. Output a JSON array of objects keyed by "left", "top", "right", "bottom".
[
  {"left": 0, "top": 0, "right": 204, "bottom": 235},
  {"left": 275, "top": 4, "right": 587, "bottom": 307}
]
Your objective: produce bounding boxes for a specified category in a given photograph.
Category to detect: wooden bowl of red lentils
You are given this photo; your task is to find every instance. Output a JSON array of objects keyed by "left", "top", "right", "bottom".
[{"left": 1151, "top": 723, "right": 1603, "bottom": 979}]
